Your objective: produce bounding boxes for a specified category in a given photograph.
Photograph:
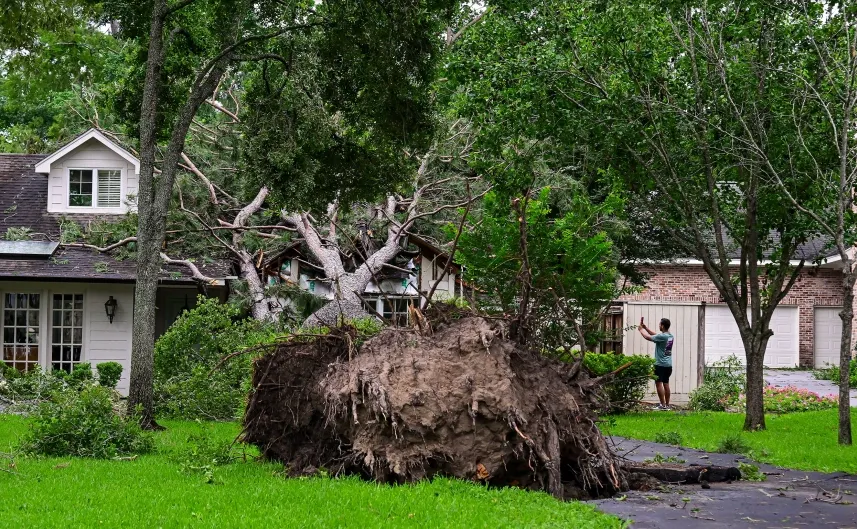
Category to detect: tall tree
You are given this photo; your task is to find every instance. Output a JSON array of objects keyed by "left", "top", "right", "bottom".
[
  {"left": 445, "top": 1, "right": 820, "bottom": 430},
  {"left": 101, "top": 0, "right": 455, "bottom": 427},
  {"left": 762, "top": 1, "right": 856, "bottom": 445}
]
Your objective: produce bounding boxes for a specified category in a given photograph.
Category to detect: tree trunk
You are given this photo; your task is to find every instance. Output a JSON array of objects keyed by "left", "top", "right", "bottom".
[
  {"left": 303, "top": 274, "right": 371, "bottom": 327},
  {"left": 128, "top": 0, "right": 167, "bottom": 428},
  {"left": 239, "top": 252, "right": 274, "bottom": 322},
  {"left": 838, "top": 269, "right": 854, "bottom": 445},
  {"left": 743, "top": 334, "right": 769, "bottom": 431}
]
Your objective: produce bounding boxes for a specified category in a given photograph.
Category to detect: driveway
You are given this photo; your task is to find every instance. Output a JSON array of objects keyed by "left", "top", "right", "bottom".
[
  {"left": 594, "top": 437, "right": 857, "bottom": 528},
  {"left": 764, "top": 369, "right": 857, "bottom": 407}
]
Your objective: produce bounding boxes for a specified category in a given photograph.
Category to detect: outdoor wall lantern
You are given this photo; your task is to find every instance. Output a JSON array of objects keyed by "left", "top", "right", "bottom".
[{"left": 105, "top": 296, "right": 118, "bottom": 324}]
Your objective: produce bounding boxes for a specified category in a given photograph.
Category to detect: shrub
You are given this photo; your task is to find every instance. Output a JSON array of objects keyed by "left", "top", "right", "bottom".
[
  {"left": 688, "top": 356, "right": 745, "bottom": 411},
  {"left": 67, "top": 362, "right": 94, "bottom": 388},
  {"left": 153, "top": 296, "right": 277, "bottom": 420},
  {"left": 155, "top": 368, "right": 245, "bottom": 421},
  {"left": 733, "top": 385, "right": 837, "bottom": 414},
  {"left": 96, "top": 362, "right": 123, "bottom": 389},
  {"left": 21, "top": 385, "right": 152, "bottom": 458},
  {"left": 584, "top": 352, "right": 655, "bottom": 413},
  {"left": 716, "top": 434, "right": 751, "bottom": 454},
  {"left": 813, "top": 359, "right": 857, "bottom": 388},
  {"left": 653, "top": 431, "right": 683, "bottom": 446}
]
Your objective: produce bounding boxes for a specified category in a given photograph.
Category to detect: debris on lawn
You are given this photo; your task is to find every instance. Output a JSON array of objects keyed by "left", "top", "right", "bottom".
[
  {"left": 624, "top": 463, "right": 741, "bottom": 484},
  {"left": 242, "top": 316, "right": 629, "bottom": 499}
]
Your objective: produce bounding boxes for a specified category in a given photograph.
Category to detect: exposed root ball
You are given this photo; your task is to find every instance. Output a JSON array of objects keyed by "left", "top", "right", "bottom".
[{"left": 243, "top": 317, "right": 628, "bottom": 498}]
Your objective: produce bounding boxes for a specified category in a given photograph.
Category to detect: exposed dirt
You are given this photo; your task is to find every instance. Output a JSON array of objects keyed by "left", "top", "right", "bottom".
[{"left": 243, "top": 316, "right": 628, "bottom": 499}]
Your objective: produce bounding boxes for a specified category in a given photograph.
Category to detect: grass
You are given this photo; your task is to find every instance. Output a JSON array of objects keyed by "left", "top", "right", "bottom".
[
  {"left": 0, "top": 415, "right": 623, "bottom": 529},
  {"left": 606, "top": 410, "right": 857, "bottom": 474}
]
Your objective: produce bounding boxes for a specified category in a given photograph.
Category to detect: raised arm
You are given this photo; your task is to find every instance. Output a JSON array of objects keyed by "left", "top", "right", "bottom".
[{"left": 638, "top": 317, "right": 654, "bottom": 342}]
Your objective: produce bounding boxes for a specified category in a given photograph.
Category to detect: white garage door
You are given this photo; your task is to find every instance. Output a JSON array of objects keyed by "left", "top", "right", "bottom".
[
  {"left": 705, "top": 305, "right": 799, "bottom": 368},
  {"left": 814, "top": 307, "right": 842, "bottom": 368}
]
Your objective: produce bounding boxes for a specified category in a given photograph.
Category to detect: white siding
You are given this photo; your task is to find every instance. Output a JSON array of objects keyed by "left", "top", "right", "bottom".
[
  {"left": 0, "top": 281, "right": 134, "bottom": 395},
  {"left": 46, "top": 138, "right": 138, "bottom": 214},
  {"left": 84, "top": 284, "right": 134, "bottom": 394},
  {"left": 418, "top": 255, "right": 456, "bottom": 300},
  {"left": 623, "top": 302, "right": 700, "bottom": 402}
]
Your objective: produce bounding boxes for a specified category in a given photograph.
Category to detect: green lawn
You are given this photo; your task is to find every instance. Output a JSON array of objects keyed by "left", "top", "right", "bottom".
[
  {"left": 607, "top": 410, "right": 857, "bottom": 474},
  {"left": 0, "top": 415, "right": 623, "bottom": 529}
]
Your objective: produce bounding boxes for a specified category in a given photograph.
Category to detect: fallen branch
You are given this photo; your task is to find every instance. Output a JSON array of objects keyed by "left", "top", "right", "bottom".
[
  {"left": 62, "top": 236, "right": 137, "bottom": 253},
  {"left": 160, "top": 252, "right": 217, "bottom": 284}
]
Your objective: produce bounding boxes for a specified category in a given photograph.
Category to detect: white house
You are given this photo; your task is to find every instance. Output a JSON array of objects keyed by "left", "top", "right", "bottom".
[{"left": 0, "top": 129, "right": 231, "bottom": 394}]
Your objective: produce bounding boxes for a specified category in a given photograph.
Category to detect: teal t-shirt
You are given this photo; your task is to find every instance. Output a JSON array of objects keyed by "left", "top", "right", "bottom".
[{"left": 652, "top": 332, "right": 674, "bottom": 367}]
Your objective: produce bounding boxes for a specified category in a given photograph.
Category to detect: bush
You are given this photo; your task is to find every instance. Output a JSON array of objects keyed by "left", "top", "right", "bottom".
[
  {"left": 21, "top": 385, "right": 153, "bottom": 458},
  {"left": 688, "top": 356, "right": 745, "bottom": 411},
  {"left": 653, "top": 431, "right": 683, "bottom": 446},
  {"left": 733, "top": 386, "right": 837, "bottom": 414},
  {"left": 813, "top": 359, "right": 857, "bottom": 387},
  {"left": 155, "top": 368, "right": 245, "bottom": 421},
  {"left": 153, "top": 297, "right": 277, "bottom": 420},
  {"left": 584, "top": 352, "right": 655, "bottom": 413},
  {"left": 64, "top": 362, "right": 94, "bottom": 389},
  {"left": 96, "top": 362, "right": 123, "bottom": 389}
]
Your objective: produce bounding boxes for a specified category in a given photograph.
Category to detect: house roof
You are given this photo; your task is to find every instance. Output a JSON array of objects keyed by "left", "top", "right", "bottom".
[
  {"left": 0, "top": 152, "right": 231, "bottom": 284},
  {"left": 696, "top": 231, "right": 838, "bottom": 264},
  {"left": 34, "top": 128, "right": 140, "bottom": 175}
]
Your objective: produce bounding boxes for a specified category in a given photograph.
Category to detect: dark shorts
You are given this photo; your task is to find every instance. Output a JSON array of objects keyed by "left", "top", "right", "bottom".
[{"left": 654, "top": 365, "right": 672, "bottom": 384}]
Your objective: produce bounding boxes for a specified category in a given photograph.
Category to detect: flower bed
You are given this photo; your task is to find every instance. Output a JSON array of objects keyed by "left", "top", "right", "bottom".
[{"left": 733, "top": 385, "right": 837, "bottom": 414}]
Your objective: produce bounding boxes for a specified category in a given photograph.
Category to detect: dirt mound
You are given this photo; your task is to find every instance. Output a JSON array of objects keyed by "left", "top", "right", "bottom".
[{"left": 243, "top": 317, "right": 628, "bottom": 498}]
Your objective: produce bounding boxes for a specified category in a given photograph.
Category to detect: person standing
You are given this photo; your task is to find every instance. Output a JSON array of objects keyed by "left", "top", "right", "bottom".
[{"left": 639, "top": 317, "right": 674, "bottom": 410}]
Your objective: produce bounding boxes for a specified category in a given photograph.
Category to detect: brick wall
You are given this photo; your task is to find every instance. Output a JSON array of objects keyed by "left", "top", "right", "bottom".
[{"left": 619, "top": 265, "right": 850, "bottom": 367}]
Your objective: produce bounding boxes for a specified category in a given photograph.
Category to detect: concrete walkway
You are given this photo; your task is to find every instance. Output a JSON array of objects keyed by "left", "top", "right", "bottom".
[
  {"left": 764, "top": 369, "right": 857, "bottom": 407},
  {"left": 594, "top": 436, "right": 857, "bottom": 528}
]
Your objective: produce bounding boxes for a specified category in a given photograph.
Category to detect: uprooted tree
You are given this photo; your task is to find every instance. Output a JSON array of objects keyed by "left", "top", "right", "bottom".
[{"left": 90, "top": 0, "right": 458, "bottom": 427}]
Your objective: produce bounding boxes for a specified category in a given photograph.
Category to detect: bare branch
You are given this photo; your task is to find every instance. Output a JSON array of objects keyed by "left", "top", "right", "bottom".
[
  {"left": 160, "top": 252, "right": 217, "bottom": 283},
  {"left": 180, "top": 153, "right": 218, "bottom": 204}
]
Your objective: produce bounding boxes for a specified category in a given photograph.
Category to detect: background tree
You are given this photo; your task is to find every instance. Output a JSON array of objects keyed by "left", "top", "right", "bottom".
[
  {"left": 761, "top": 1, "right": 857, "bottom": 445},
  {"left": 444, "top": 0, "right": 821, "bottom": 430}
]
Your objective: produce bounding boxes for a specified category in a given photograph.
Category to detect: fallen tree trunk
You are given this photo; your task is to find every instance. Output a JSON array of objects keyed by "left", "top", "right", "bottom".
[
  {"left": 625, "top": 464, "right": 742, "bottom": 484},
  {"left": 242, "top": 316, "right": 628, "bottom": 499}
]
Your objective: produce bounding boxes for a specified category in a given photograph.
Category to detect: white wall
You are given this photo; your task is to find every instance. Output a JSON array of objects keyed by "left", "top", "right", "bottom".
[
  {"left": 47, "top": 138, "right": 138, "bottom": 214},
  {"left": 418, "top": 256, "right": 457, "bottom": 300},
  {"left": 0, "top": 281, "right": 134, "bottom": 395}
]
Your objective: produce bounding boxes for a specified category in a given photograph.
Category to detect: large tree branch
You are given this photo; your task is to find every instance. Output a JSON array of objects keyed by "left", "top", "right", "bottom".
[
  {"left": 179, "top": 152, "right": 218, "bottom": 204},
  {"left": 160, "top": 252, "right": 217, "bottom": 284}
]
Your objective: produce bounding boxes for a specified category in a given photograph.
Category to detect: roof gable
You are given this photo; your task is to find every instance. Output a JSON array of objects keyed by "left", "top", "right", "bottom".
[{"left": 34, "top": 129, "right": 140, "bottom": 175}]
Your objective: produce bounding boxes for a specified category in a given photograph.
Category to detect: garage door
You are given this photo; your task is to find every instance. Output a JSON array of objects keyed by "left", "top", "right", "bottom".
[
  {"left": 814, "top": 307, "right": 842, "bottom": 368},
  {"left": 705, "top": 305, "right": 799, "bottom": 368}
]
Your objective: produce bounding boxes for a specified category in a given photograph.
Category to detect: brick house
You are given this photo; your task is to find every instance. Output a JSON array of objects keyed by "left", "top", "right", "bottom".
[{"left": 609, "top": 245, "right": 853, "bottom": 401}]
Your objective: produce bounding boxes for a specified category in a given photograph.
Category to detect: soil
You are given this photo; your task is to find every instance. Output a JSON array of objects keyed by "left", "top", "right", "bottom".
[{"left": 242, "top": 316, "right": 628, "bottom": 499}]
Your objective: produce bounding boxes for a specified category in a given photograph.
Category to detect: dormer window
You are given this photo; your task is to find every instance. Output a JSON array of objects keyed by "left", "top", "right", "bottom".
[{"left": 68, "top": 169, "right": 122, "bottom": 208}]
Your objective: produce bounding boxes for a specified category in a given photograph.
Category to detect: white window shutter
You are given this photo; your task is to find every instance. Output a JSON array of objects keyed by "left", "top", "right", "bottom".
[{"left": 97, "top": 170, "right": 121, "bottom": 207}]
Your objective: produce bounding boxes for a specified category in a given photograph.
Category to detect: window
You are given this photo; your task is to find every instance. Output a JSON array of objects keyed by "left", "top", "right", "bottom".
[
  {"left": 69, "top": 169, "right": 93, "bottom": 206},
  {"left": 600, "top": 307, "right": 624, "bottom": 354},
  {"left": 68, "top": 169, "right": 121, "bottom": 208},
  {"left": 2, "top": 294, "right": 40, "bottom": 372},
  {"left": 97, "top": 170, "right": 121, "bottom": 207},
  {"left": 51, "top": 294, "right": 84, "bottom": 373},
  {"left": 382, "top": 298, "right": 415, "bottom": 327}
]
